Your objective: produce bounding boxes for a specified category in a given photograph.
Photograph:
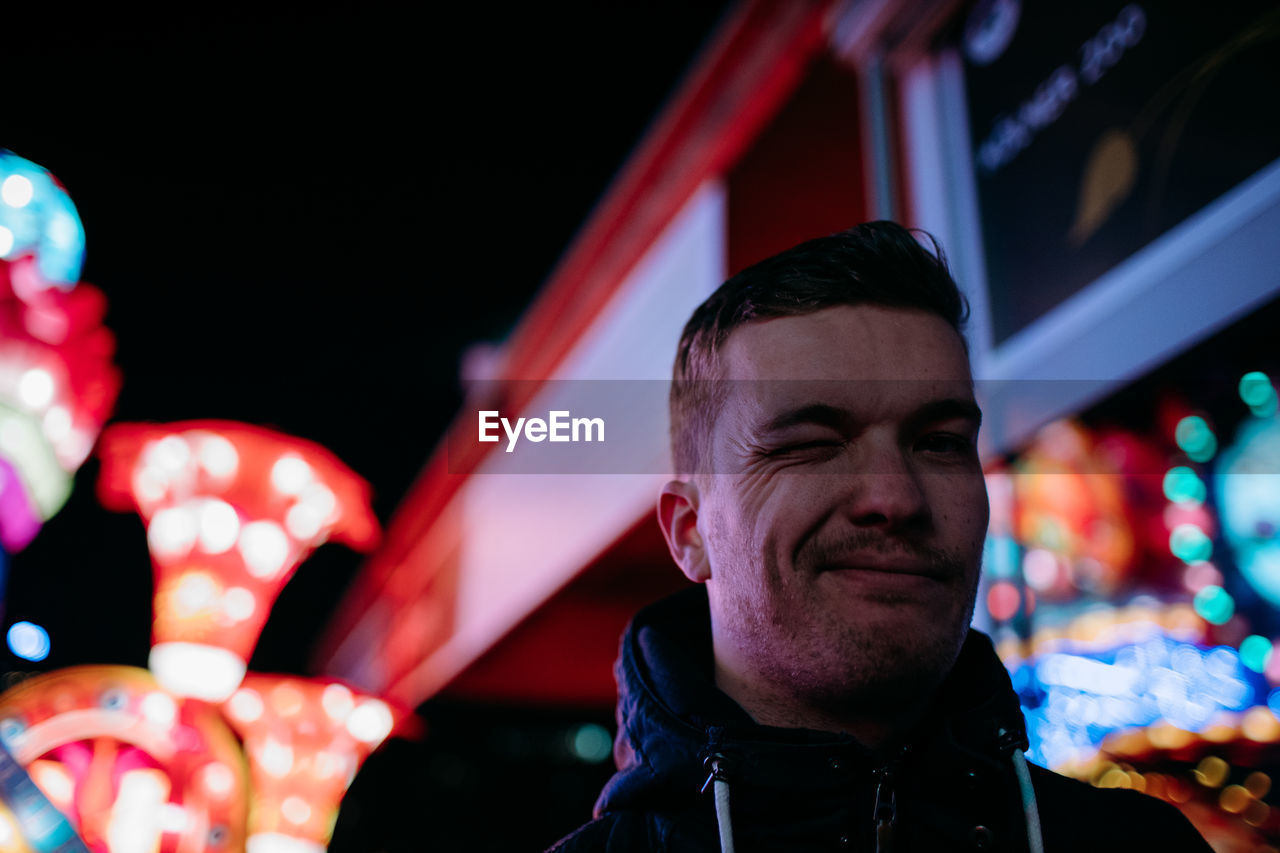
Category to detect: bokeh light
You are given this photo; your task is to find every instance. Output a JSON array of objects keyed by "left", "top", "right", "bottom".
[
  {"left": 1239, "top": 371, "right": 1278, "bottom": 417},
  {"left": 1193, "top": 585, "right": 1235, "bottom": 625},
  {"left": 6, "top": 621, "right": 49, "bottom": 662},
  {"left": 1240, "top": 635, "right": 1273, "bottom": 673},
  {"left": 1162, "top": 466, "right": 1205, "bottom": 505},
  {"left": 1175, "top": 415, "right": 1217, "bottom": 462},
  {"left": 1170, "top": 523, "right": 1213, "bottom": 563}
]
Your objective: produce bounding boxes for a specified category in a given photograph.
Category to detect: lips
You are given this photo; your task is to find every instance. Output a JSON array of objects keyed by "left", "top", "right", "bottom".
[{"left": 817, "top": 553, "right": 949, "bottom": 581}]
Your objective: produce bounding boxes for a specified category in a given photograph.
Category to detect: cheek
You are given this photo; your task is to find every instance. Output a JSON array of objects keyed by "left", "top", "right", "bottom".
[{"left": 932, "top": 476, "right": 990, "bottom": 545}]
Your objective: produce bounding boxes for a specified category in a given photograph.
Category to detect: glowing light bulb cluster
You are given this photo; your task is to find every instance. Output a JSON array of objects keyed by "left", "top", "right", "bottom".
[
  {"left": 221, "top": 676, "right": 400, "bottom": 853},
  {"left": 96, "top": 421, "right": 379, "bottom": 701},
  {"left": 0, "top": 151, "right": 85, "bottom": 288},
  {"left": 0, "top": 666, "right": 249, "bottom": 853},
  {"left": 0, "top": 252, "right": 119, "bottom": 551}
]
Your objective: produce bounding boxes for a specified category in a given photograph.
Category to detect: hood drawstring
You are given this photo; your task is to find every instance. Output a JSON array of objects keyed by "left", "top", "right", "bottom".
[
  {"left": 700, "top": 752, "right": 736, "bottom": 853},
  {"left": 999, "top": 728, "right": 1045, "bottom": 853},
  {"left": 873, "top": 767, "right": 897, "bottom": 853}
]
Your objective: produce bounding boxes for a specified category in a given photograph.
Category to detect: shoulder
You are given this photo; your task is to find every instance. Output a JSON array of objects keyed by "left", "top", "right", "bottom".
[
  {"left": 544, "top": 811, "right": 663, "bottom": 853},
  {"left": 1029, "top": 765, "right": 1213, "bottom": 852}
]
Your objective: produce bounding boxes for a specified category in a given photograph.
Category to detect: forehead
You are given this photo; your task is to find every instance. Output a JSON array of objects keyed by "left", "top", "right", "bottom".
[{"left": 717, "top": 304, "right": 972, "bottom": 384}]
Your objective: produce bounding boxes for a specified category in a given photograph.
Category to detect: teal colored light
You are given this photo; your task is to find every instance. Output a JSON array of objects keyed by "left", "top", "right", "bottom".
[
  {"left": 1193, "top": 585, "right": 1235, "bottom": 625},
  {"left": 1240, "top": 635, "right": 1273, "bottom": 673},
  {"left": 1251, "top": 398, "right": 1280, "bottom": 418},
  {"left": 1170, "top": 523, "right": 1213, "bottom": 563},
  {"left": 1162, "top": 466, "right": 1205, "bottom": 505},
  {"left": 1175, "top": 416, "right": 1218, "bottom": 462},
  {"left": 1240, "top": 372, "right": 1276, "bottom": 408},
  {"left": 570, "top": 724, "right": 613, "bottom": 763}
]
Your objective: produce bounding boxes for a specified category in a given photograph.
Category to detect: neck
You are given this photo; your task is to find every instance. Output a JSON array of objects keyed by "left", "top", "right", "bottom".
[{"left": 712, "top": 652, "right": 933, "bottom": 749}]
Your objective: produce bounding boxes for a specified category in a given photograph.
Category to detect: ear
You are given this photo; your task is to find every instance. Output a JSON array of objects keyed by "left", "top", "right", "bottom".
[{"left": 657, "top": 479, "right": 711, "bottom": 583}]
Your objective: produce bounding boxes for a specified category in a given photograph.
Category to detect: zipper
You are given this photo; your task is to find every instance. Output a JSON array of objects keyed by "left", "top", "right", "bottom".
[{"left": 872, "top": 765, "right": 897, "bottom": 853}]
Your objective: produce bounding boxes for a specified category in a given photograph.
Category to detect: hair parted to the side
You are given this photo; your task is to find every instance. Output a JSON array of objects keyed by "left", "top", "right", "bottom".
[{"left": 669, "top": 220, "right": 969, "bottom": 476}]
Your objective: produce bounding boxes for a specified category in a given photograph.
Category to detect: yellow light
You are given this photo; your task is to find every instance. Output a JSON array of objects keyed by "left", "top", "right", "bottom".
[
  {"left": 1202, "top": 721, "right": 1237, "bottom": 743},
  {"left": 0, "top": 226, "right": 14, "bottom": 257},
  {"left": 1097, "top": 767, "right": 1131, "bottom": 788},
  {"left": 1244, "top": 800, "right": 1270, "bottom": 827},
  {"left": 1220, "top": 784, "right": 1251, "bottom": 814},
  {"left": 174, "top": 571, "right": 219, "bottom": 616},
  {"left": 1195, "top": 756, "right": 1230, "bottom": 788},
  {"left": 1242, "top": 706, "right": 1280, "bottom": 742},
  {"left": 1245, "top": 771, "right": 1271, "bottom": 799},
  {"left": 1148, "top": 722, "right": 1194, "bottom": 750}
]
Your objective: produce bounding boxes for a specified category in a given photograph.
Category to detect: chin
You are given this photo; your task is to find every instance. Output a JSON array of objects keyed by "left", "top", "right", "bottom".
[{"left": 807, "top": 620, "right": 966, "bottom": 713}]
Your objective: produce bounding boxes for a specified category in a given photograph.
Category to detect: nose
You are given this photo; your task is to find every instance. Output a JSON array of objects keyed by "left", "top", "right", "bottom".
[{"left": 837, "top": 441, "right": 930, "bottom": 531}]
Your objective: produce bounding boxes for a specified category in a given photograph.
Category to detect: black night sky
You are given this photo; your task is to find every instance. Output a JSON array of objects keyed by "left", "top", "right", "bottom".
[{"left": 4, "top": 3, "right": 732, "bottom": 678}]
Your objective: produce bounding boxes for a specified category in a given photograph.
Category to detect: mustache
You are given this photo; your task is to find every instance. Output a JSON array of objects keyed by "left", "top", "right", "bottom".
[{"left": 799, "top": 533, "right": 967, "bottom": 577}]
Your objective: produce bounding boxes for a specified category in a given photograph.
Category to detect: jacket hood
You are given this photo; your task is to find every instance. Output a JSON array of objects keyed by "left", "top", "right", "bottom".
[{"left": 595, "top": 585, "right": 1029, "bottom": 820}]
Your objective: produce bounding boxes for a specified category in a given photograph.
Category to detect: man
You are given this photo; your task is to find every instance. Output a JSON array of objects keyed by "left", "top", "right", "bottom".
[{"left": 549, "top": 222, "right": 1211, "bottom": 852}]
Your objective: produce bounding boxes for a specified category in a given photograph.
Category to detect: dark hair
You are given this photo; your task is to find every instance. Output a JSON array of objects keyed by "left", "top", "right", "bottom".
[{"left": 670, "top": 221, "right": 969, "bottom": 474}]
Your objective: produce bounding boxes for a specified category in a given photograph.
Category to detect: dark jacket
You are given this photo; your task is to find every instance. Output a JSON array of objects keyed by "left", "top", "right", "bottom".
[{"left": 549, "top": 587, "right": 1212, "bottom": 852}]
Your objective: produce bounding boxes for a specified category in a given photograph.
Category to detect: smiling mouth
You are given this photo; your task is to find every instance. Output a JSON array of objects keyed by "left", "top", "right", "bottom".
[{"left": 818, "top": 555, "right": 949, "bottom": 581}]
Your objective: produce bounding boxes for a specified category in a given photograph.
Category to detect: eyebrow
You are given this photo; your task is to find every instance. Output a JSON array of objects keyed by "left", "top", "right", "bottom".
[
  {"left": 757, "top": 398, "right": 982, "bottom": 434},
  {"left": 903, "top": 398, "right": 984, "bottom": 432},
  {"left": 758, "top": 403, "right": 854, "bottom": 434}
]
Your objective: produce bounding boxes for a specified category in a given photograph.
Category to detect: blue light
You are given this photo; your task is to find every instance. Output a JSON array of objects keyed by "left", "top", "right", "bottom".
[
  {"left": 6, "top": 622, "right": 49, "bottom": 662},
  {"left": 1013, "top": 636, "right": 1262, "bottom": 768},
  {"left": 0, "top": 151, "right": 85, "bottom": 287}
]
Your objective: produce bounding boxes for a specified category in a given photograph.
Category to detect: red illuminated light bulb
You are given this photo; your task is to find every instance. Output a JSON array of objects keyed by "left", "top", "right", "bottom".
[
  {"left": 220, "top": 675, "right": 401, "bottom": 853},
  {"left": 97, "top": 421, "right": 379, "bottom": 701}
]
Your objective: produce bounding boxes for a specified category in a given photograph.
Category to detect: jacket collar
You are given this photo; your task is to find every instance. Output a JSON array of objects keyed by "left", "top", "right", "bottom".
[{"left": 596, "top": 586, "right": 1027, "bottom": 818}]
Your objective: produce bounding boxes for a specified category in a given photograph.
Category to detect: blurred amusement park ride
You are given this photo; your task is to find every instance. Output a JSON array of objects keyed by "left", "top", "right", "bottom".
[
  {"left": 0, "top": 139, "right": 1279, "bottom": 853},
  {"left": 0, "top": 151, "right": 405, "bottom": 853}
]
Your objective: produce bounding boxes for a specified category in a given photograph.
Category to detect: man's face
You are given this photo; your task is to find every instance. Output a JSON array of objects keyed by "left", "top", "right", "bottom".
[{"left": 696, "top": 304, "right": 989, "bottom": 716}]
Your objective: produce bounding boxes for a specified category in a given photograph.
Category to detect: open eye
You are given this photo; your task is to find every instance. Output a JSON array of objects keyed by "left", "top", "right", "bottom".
[{"left": 916, "top": 433, "right": 974, "bottom": 455}]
